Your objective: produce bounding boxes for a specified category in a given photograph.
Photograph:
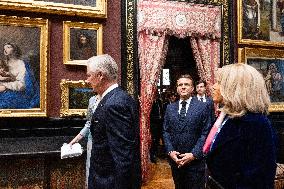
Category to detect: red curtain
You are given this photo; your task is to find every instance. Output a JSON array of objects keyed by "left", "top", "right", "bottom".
[
  {"left": 190, "top": 38, "right": 220, "bottom": 95},
  {"left": 138, "top": 30, "right": 168, "bottom": 181}
]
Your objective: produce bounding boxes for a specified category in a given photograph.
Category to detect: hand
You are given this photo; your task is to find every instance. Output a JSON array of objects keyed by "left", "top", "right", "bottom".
[
  {"left": 69, "top": 134, "right": 83, "bottom": 146},
  {"left": 169, "top": 151, "right": 180, "bottom": 163},
  {"left": 176, "top": 153, "right": 195, "bottom": 168},
  {"left": 0, "top": 85, "right": 6, "bottom": 92}
]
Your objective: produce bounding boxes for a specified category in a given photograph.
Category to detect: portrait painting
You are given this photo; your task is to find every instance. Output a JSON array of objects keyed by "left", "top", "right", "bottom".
[
  {"left": 63, "top": 21, "right": 103, "bottom": 65},
  {"left": 60, "top": 80, "right": 94, "bottom": 117},
  {"left": 238, "top": 0, "right": 284, "bottom": 46},
  {"left": 238, "top": 47, "right": 284, "bottom": 112},
  {"left": 0, "top": 0, "right": 106, "bottom": 18},
  {"left": 0, "top": 15, "right": 48, "bottom": 117}
]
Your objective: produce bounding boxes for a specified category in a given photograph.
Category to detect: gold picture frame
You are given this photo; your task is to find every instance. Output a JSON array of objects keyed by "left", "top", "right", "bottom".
[
  {"left": 60, "top": 79, "right": 94, "bottom": 117},
  {"left": 238, "top": 47, "right": 284, "bottom": 112},
  {"left": 0, "top": 15, "right": 48, "bottom": 117},
  {"left": 63, "top": 21, "right": 103, "bottom": 66},
  {"left": 0, "top": 0, "right": 107, "bottom": 18},
  {"left": 237, "top": 0, "right": 284, "bottom": 47}
]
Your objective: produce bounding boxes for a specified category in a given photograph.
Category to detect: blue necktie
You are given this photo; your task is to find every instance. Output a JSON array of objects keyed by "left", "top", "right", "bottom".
[{"left": 180, "top": 101, "right": 187, "bottom": 118}]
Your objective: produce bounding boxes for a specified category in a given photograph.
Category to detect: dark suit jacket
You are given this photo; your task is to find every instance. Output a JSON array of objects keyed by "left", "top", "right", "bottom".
[
  {"left": 206, "top": 113, "right": 277, "bottom": 189},
  {"left": 202, "top": 96, "right": 215, "bottom": 124},
  {"left": 88, "top": 87, "right": 141, "bottom": 189},
  {"left": 163, "top": 97, "right": 212, "bottom": 168}
]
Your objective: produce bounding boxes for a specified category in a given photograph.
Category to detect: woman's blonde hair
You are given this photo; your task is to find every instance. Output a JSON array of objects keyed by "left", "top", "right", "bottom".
[{"left": 217, "top": 63, "right": 270, "bottom": 117}]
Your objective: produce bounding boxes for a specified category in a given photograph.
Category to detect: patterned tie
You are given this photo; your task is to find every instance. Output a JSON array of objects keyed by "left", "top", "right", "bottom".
[
  {"left": 200, "top": 97, "right": 204, "bottom": 102},
  {"left": 180, "top": 100, "right": 187, "bottom": 118}
]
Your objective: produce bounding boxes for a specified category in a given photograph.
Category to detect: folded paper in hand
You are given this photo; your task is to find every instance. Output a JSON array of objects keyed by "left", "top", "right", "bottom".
[{"left": 61, "top": 143, "right": 83, "bottom": 159}]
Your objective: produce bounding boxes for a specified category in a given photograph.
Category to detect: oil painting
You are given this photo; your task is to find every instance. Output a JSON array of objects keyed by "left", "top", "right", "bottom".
[
  {"left": 0, "top": 0, "right": 106, "bottom": 18},
  {"left": 60, "top": 80, "right": 94, "bottom": 117},
  {"left": 238, "top": 0, "right": 284, "bottom": 46},
  {"left": 63, "top": 21, "right": 103, "bottom": 65},
  {"left": 238, "top": 47, "right": 284, "bottom": 112},
  {"left": 0, "top": 15, "right": 48, "bottom": 117}
]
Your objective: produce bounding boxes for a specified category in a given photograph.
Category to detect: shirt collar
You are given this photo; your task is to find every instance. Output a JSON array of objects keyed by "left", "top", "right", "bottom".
[
  {"left": 101, "top": 83, "right": 118, "bottom": 99},
  {"left": 179, "top": 97, "right": 192, "bottom": 105},
  {"left": 197, "top": 94, "right": 206, "bottom": 99}
]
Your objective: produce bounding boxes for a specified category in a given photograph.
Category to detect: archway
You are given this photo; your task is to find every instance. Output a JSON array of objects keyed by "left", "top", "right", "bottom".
[{"left": 137, "top": 0, "right": 223, "bottom": 180}]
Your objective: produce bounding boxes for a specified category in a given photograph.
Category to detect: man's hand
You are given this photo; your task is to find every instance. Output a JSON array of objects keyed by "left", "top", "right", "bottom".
[
  {"left": 169, "top": 151, "right": 180, "bottom": 163},
  {"left": 176, "top": 153, "right": 195, "bottom": 168},
  {"left": 0, "top": 85, "right": 6, "bottom": 92}
]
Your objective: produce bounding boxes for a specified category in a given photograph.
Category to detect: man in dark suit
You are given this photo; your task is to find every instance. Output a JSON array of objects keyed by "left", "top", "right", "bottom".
[
  {"left": 150, "top": 91, "right": 164, "bottom": 163},
  {"left": 86, "top": 54, "right": 141, "bottom": 189},
  {"left": 195, "top": 80, "right": 215, "bottom": 122},
  {"left": 163, "top": 74, "right": 212, "bottom": 189}
]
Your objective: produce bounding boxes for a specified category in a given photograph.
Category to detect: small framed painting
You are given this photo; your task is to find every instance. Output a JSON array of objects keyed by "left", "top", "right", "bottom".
[
  {"left": 63, "top": 21, "right": 103, "bottom": 65},
  {"left": 60, "top": 79, "right": 95, "bottom": 117}
]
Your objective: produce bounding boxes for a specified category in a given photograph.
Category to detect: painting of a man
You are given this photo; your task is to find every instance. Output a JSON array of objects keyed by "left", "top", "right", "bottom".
[{"left": 70, "top": 30, "right": 97, "bottom": 61}]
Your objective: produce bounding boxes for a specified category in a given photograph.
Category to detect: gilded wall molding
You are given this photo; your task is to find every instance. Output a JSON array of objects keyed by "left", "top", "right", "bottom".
[
  {"left": 125, "top": 0, "right": 135, "bottom": 97},
  {"left": 0, "top": 15, "right": 48, "bottom": 117}
]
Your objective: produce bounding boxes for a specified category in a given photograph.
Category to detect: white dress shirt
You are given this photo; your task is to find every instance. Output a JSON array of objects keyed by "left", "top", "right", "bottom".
[
  {"left": 197, "top": 94, "right": 207, "bottom": 102},
  {"left": 178, "top": 97, "right": 192, "bottom": 114}
]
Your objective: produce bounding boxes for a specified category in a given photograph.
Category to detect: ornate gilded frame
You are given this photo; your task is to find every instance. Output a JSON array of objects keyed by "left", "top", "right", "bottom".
[
  {"left": 237, "top": 0, "right": 284, "bottom": 47},
  {"left": 0, "top": 0, "right": 107, "bottom": 18},
  {"left": 60, "top": 79, "right": 93, "bottom": 117},
  {"left": 0, "top": 15, "right": 48, "bottom": 117},
  {"left": 238, "top": 47, "right": 284, "bottom": 112},
  {"left": 63, "top": 21, "right": 103, "bottom": 66},
  {"left": 121, "top": 0, "right": 233, "bottom": 98}
]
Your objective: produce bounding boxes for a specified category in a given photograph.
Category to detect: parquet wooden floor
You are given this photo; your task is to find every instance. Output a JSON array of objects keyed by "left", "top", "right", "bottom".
[{"left": 142, "top": 158, "right": 175, "bottom": 189}]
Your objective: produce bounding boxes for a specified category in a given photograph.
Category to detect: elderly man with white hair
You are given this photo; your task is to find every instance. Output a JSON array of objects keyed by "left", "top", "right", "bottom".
[{"left": 86, "top": 54, "right": 141, "bottom": 189}]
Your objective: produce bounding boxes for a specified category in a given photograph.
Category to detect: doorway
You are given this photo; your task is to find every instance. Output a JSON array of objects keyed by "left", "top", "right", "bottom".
[{"left": 158, "top": 36, "right": 199, "bottom": 95}]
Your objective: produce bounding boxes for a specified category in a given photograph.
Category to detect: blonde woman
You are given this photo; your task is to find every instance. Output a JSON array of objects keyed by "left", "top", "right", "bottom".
[{"left": 204, "top": 63, "right": 277, "bottom": 188}]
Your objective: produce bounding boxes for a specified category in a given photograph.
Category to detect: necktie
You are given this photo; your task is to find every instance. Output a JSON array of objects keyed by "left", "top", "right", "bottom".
[
  {"left": 180, "top": 100, "right": 187, "bottom": 118},
  {"left": 200, "top": 97, "right": 204, "bottom": 102}
]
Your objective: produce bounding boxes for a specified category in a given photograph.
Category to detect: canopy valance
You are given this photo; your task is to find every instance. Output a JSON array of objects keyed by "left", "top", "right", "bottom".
[{"left": 138, "top": 0, "right": 222, "bottom": 39}]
